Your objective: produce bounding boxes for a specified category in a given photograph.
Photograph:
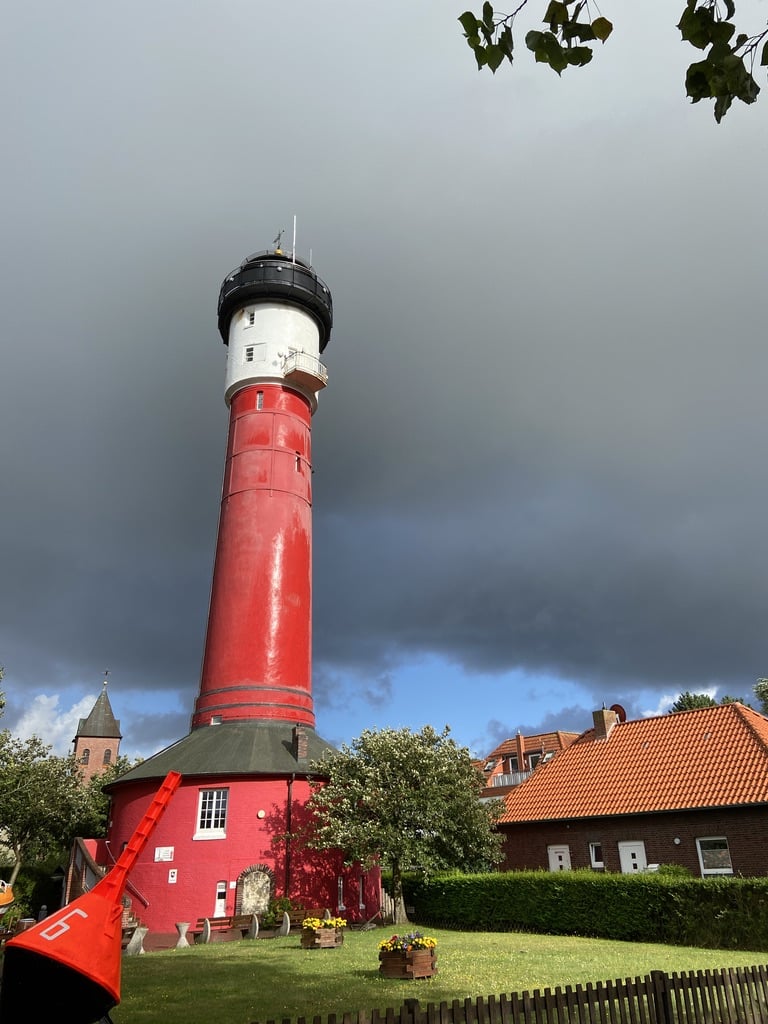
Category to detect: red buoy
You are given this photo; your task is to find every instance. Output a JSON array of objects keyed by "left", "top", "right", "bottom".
[{"left": 0, "top": 771, "right": 181, "bottom": 1024}]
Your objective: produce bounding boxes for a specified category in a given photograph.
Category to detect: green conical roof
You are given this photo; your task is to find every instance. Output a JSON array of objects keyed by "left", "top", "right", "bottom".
[{"left": 107, "top": 720, "right": 335, "bottom": 788}]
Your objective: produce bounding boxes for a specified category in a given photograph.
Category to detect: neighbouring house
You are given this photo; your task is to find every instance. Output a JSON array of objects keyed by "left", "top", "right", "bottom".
[
  {"left": 71, "top": 680, "right": 121, "bottom": 783},
  {"left": 477, "top": 730, "right": 580, "bottom": 801},
  {"left": 498, "top": 703, "right": 768, "bottom": 877}
]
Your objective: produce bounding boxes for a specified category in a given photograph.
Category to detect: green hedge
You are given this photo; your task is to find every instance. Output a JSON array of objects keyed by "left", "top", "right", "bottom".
[{"left": 404, "top": 870, "right": 768, "bottom": 949}]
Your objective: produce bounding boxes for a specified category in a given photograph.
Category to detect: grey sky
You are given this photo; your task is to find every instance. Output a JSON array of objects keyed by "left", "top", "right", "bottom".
[{"left": 2, "top": 0, "right": 768, "bottom": 758}]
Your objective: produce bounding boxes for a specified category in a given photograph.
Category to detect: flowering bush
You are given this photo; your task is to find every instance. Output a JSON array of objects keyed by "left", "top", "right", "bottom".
[
  {"left": 378, "top": 931, "right": 437, "bottom": 951},
  {"left": 302, "top": 916, "right": 347, "bottom": 930}
]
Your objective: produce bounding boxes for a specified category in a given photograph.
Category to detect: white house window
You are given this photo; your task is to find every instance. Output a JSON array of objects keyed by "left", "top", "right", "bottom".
[
  {"left": 696, "top": 837, "right": 733, "bottom": 876},
  {"left": 589, "top": 842, "right": 604, "bottom": 869},
  {"left": 195, "top": 788, "right": 229, "bottom": 839}
]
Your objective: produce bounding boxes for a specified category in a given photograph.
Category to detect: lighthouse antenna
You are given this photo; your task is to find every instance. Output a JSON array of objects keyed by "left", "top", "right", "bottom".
[{"left": 292, "top": 215, "right": 297, "bottom": 264}]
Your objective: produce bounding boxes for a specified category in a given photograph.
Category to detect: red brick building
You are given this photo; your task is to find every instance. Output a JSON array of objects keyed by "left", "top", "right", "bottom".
[
  {"left": 477, "top": 730, "right": 579, "bottom": 801},
  {"left": 499, "top": 703, "right": 768, "bottom": 877},
  {"left": 72, "top": 681, "right": 121, "bottom": 783}
]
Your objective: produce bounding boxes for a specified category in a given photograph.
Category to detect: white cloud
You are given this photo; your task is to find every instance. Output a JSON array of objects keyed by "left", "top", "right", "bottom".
[{"left": 12, "top": 694, "right": 95, "bottom": 756}]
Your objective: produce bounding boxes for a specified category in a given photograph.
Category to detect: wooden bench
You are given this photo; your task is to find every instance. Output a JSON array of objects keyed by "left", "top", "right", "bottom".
[{"left": 192, "top": 913, "right": 258, "bottom": 943}]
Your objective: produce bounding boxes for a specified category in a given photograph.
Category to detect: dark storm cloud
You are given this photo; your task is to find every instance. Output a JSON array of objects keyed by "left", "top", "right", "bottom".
[{"left": 2, "top": 0, "right": 768, "bottom": 754}]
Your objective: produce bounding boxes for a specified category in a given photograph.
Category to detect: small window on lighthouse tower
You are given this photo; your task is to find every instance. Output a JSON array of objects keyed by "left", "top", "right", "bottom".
[
  {"left": 256, "top": 391, "right": 264, "bottom": 410},
  {"left": 245, "top": 311, "right": 255, "bottom": 327},
  {"left": 244, "top": 343, "right": 265, "bottom": 365}
]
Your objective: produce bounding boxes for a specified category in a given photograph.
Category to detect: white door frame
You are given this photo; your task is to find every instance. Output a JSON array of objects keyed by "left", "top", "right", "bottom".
[
  {"left": 618, "top": 841, "right": 647, "bottom": 873},
  {"left": 547, "top": 844, "right": 572, "bottom": 871},
  {"left": 213, "top": 880, "right": 227, "bottom": 917}
]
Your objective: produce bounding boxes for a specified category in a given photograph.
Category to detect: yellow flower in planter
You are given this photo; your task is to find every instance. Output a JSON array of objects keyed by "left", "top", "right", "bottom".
[{"left": 302, "top": 916, "right": 347, "bottom": 930}]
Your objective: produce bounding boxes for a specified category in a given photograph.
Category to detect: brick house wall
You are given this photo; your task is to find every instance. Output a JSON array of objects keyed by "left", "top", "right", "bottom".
[{"left": 501, "top": 805, "right": 768, "bottom": 877}]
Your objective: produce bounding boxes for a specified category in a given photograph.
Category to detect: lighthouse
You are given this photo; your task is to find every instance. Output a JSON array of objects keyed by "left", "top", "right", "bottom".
[
  {"left": 193, "top": 248, "right": 332, "bottom": 730},
  {"left": 101, "top": 246, "right": 379, "bottom": 943}
]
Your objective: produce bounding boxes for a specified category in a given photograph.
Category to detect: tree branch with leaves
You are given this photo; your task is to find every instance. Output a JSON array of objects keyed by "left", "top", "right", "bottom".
[
  {"left": 459, "top": 0, "right": 768, "bottom": 120},
  {"left": 305, "top": 725, "right": 502, "bottom": 924}
]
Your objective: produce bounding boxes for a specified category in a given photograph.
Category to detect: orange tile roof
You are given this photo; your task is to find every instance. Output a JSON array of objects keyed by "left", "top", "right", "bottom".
[
  {"left": 485, "top": 732, "right": 580, "bottom": 763},
  {"left": 498, "top": 703, "right": 768, "bottom": 823}
]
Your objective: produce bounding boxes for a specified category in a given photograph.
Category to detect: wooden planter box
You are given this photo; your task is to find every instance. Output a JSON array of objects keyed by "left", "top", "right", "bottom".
[
  {"left": 378, "top": 948, "right": 437, "bottom": 979},
  {"left": 300, "top": 927, "right": 344, "bottom": 949}
]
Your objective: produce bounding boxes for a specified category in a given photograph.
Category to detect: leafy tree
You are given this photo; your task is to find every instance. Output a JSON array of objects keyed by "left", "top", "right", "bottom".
[
  {"left": 668, "top": 691, "right": 718, "bottom": 712},
  {"left": 0, "top": 733, "right": 100, "bottom": 884},
  {"left": 459, "top": 0, "right": 768, "bottom": 121},
  {"left": 305, "top": 725, "right": 502, "bottom": 924},
  {"left": 84, "top": 755, "right": 140, "bottom": 836},
  {"left": 754, "top": 679, "right": 768, "bottom": 715},
  {"left": 667, "top": 690, "right": 748, "bottom": 713}
]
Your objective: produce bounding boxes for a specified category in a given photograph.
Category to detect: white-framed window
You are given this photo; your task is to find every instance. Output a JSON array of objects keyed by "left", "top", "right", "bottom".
[
  {"left": 589, "top": 841, "right": 604, "bottom": 869},
  {"left": 195, "top": 788, "right": 229, "bottom": 839},
  {"left": 696, "top": 837, "right": 733, "bottom": 876}
]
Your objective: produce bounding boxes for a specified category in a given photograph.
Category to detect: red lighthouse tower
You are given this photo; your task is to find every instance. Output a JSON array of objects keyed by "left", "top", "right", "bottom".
[
  {"left": 102, "top": 248, "right": 378, "bottom": 942},
  {"left": 193, "top": 248, "right": 332, "bottom": 730}
]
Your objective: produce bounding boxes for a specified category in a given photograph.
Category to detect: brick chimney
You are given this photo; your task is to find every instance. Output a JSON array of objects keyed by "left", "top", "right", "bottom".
[
  {"left": 515, "top": 731, "right": 526, "bottom": 770},
  {"left": 293, "top": 725, "right": 308, "bottom": 761},
  {"left": 593, "top": 706, "right": 618, "bottom": 741}
]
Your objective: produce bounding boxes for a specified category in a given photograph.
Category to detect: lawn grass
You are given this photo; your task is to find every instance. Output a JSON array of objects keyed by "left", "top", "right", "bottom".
[{"left": 112, "top": 927, "right": 768, "bottom": 1024}]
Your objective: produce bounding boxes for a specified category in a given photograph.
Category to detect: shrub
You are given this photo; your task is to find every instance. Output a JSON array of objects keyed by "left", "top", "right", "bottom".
[
  {"left": 260, "top": 896, "right": 294, "bottom": 929},
  {"left": 405, "top": 870, "right": 768, "bottom": 949}
]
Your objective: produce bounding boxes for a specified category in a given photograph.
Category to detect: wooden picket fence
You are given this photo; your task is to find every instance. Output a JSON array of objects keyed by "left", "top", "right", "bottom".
[{"left": 256, "top": 965, "right": 768, "bottom": 1024}]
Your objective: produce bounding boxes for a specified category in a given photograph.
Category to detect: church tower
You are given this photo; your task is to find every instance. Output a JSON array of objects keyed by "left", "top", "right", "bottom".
[{"left": 72, "top": 680, "right": 122, "bottom": 782}]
